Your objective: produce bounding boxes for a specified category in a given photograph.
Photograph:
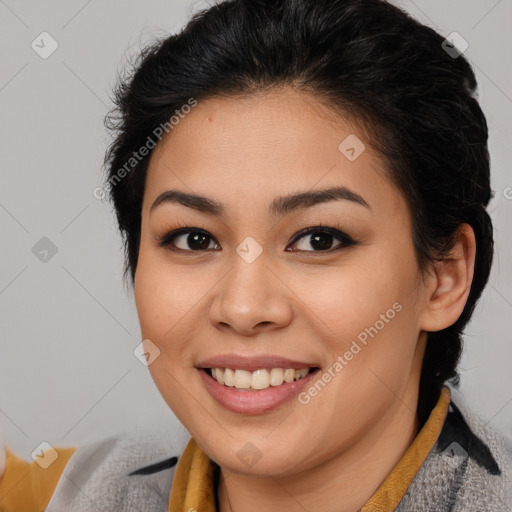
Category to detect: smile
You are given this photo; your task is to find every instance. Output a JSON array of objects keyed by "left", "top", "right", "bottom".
[
  {"left": 196, "top": 355, "right": 321, "bottom": 414},
  {"left": 207, "top": 367, "right": 314, "bottom": 390}
]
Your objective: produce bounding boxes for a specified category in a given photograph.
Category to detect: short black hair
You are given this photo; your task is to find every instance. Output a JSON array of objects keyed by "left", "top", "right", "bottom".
[{"left": 104, "top": 0, "right": 494, "bottom": 425}]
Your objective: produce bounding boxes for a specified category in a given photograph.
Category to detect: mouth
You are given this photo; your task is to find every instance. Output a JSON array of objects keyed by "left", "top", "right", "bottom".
[
  {"left": 196, "top": 355, "right": 321, "bottom": 414},
  {"left": 202, "top": 366, "right": 320, "bottom": 391}
]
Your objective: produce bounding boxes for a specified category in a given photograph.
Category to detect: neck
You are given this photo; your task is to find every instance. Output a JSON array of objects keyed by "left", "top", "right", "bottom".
[{"left": 217, "top": 384, "right": 422, "bottom": 512}]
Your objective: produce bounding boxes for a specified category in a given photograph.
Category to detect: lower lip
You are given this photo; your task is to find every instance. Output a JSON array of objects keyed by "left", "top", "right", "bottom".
[{"left": 198, "top": 368, "right": 319, "bottom": 415}]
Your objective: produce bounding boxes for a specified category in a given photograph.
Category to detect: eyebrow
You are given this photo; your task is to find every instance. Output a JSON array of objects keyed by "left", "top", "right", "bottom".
[{"left": 149, "top": 185, "right": 370, "bottom": 218}]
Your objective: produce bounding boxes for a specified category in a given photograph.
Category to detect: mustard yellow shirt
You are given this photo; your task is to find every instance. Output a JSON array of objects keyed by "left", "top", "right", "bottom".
[{"left": 0, "top": 387, "right": 450, "bottom": 511}]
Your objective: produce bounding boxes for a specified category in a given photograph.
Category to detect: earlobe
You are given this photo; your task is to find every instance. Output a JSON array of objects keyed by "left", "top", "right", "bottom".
[{"left": 419, "top": 224, "right": 476, "bottom": 332}]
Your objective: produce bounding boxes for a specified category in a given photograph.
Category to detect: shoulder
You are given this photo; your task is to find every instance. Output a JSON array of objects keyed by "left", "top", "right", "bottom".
[
  {"left": 445, "top": 383, "right": 512, "bottom": 510},
  {"left": 398, "top": 382, "right": 512, "bottom": 511},
  {"left": 45, "top": 423, "right": 191, "bottom": 512},
  {"left": 0, "top": 445, "right": 76, "bottom": 510}
]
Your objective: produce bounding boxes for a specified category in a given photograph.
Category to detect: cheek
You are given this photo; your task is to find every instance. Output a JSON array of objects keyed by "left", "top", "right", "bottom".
[
  {"left": 294, "top": 246, "right": 422, "bottom": 385},
  {"left": 134, "top": 240, "right": 205, "bottom": 338},
  {"left": 134, "top": 252, "right": 205, "bottom": 420},
  {"left": 296, "top": 254, "right": 418, "bottom": 341},
  {"left": 134, "top": 247, "right": 194, "bottom": 368},
  {"left": 291, "top": 262, "right": 422, "bottom": 436}
]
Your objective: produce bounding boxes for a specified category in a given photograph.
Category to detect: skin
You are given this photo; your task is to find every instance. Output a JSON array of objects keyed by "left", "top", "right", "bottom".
[{"left": 134, "top": 87, "right": 476, "bottom": 512}]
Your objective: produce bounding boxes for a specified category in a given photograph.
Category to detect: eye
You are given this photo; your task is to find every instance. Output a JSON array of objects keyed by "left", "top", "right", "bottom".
[
  {"left": 157, "top": 225, "right": 357, "bottom": 253},
  {"left": 286, "top": 226, "right": 356, "bottom": 252},
  {"left": 157, "top": 228, "right": 220, "bottom": 252}
]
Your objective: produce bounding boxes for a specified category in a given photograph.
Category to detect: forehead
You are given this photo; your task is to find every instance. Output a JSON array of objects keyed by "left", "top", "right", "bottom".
[{"left": 143, "top": 88, "right": 405, "bottom": 220}]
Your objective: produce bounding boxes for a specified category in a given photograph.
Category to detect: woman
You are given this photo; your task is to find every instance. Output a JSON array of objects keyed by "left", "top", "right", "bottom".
[{"left": 0, "top": 0, "right": 510, "bottom": 510}]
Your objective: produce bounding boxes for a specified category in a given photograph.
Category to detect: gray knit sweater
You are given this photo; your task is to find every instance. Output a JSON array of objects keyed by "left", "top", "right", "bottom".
[{"left": 45, "top": 383, "right": 512, "bottom": 511}]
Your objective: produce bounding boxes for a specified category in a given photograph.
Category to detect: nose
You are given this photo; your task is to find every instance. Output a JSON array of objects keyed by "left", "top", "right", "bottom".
[{"left": 208, "top": 251, "right": 294, "bottom": 336}]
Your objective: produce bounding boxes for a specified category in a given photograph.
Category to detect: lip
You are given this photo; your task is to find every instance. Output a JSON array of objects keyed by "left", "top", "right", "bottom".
[
  {"left": 198, "top": 366, "right": 321, "bottom": 415},
  {"left": 196, "top": 354, "right": 319, "bottom": 372}
]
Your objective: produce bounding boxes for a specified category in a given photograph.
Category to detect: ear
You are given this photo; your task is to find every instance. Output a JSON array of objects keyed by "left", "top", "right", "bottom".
[{"left": 419, "top": 223, "right": 476, "bottom": 332}]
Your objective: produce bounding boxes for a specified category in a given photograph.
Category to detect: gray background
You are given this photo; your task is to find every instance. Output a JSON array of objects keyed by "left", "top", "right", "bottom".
[{"left": 1, "top": 0, "right": 511, "bottom": 460}]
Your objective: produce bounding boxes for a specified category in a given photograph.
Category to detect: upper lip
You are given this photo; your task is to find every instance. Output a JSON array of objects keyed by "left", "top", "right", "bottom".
[{"left": 196, "top": 354, "right": 319, "bottom": 371}]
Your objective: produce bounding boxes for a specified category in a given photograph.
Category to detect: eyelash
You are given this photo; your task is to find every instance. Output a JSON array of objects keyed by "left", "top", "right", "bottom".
[{"left": 156, "top": 223, "right": 358, "bottom": 254}]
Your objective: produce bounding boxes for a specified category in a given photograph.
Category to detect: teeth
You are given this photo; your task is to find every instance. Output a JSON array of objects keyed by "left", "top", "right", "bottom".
[
  {"left": 209, "top": 367, "right": 312, "bottom": 390},
  {"left": 294, "top": 369, "right": 309, "bottom": 380},
  {"left": 234, "top": 369, "right": 251, "bottom": 389},
  {"left": 269, "top": 368, "right": 284, "bottom": 386},
  {"left": 224, "top": 368, "right": 235, "bottom": 387},
  {"left": 213, "top": 368, "right": 224, "bottom": 385},
  {"left": 251, "top": 369, "right": 269, "bottom": 390},
  {"left": 283, "top": 369, "right": 295, "bottom": 383}
]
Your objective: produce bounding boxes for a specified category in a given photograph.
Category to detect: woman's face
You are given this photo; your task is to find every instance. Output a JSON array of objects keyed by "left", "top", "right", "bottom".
[{"left": 134, "top": 88, "right": 432, "bottom": 476}]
